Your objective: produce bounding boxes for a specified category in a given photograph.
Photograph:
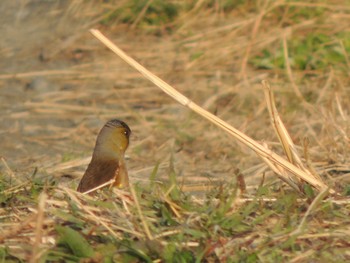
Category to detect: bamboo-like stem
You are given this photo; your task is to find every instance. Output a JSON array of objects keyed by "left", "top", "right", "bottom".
[{"left": 90, "top": 29, "right": 332, "bottom": 194}]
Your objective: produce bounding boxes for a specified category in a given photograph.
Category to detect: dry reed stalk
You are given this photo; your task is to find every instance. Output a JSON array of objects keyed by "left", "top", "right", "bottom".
[
  {"left": 284, "top": 2, "right": 350, "bottom": 11},
  {"left": 239, "top": 0, "right": 268, "bottom": 80},
  {"left": 159, "top": 192, "right": 182, "bottom": 219},
  {"left": 282, "top": 31, "right": 305, "bottom": 101},
  {"left": 0, "top": 70, "right": 82, "bottom": 79},
  {"left": 290, "top": 250, "right": 316, "bottom": 263},
  {"left": 29, "top": 192, "right": 47, "bottom": 263},
  {"left": 258, "top": 143, "right": 299, "bottom": 191},
  {"left": 129, "top": 184, "right": 153, "bottom": 240},
  {"left": 317, "top": 69, "right": 334, "bottom": 104},
  {"left": 262, "top": 81, "right": 323, "bottom": 183},
  {"left": 1, "top": 157, "right": 22, "bottom": 184},
  {"left": 24, "top": 101, "right": 116, "bottom": 114},
  {"left": 131, "top": 0, "right": 153, "bottom": 29},
  {"left": 335, "top": 92, "right": 347, "bottom": 121},
  {"left": 89, "top": 29, "right": 332, "bottom": 194},
  {"left": 154, "top": 229, "right": 182, "bottom": 239},
  {"left": 2, "top": 181, "right": 31, "bottom": 195},
  {"left": 79, "top": 179, "right": 115, "bottom": 194},
  {"left": 175, "top": 0, "right": 208, "bottom": 35},
  {"left": 0, "top": 69, "right": 131, "bottom": 80},
  {"left": 160, "top": 241, "right": 200, "bottom": 248},
  {"left": 291, "top": 187, "right": 330, "bottom": 236},
  {"left": 299, "top": 231, "right": 350, "bottom": 239}
]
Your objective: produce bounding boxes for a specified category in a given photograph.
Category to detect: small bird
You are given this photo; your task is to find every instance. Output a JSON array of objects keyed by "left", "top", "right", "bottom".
[{"left": 77, "top": 119, "right": 131, "bottom": 193}]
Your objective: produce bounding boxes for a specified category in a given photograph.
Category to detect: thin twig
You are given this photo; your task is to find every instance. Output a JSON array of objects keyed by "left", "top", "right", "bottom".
[
  {"left": 282, "top": 31, "right": 305, "bottom": 101},
  {"left": 130, "top": 184, "right": 153, "bottom": 240},
  {"left": 79, "top": 179, "right": 115, "bottom": 194},
  {"left": 1, "top": 157, "right": 21, "bottom": 184},
  {"left": 291, "top": 187, "right": 330, "bottom": 236}
]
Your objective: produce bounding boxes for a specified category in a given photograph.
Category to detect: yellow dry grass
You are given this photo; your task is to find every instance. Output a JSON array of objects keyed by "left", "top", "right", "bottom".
[{"left": 0, "top": 0, "right": 349, "bottom": 261}]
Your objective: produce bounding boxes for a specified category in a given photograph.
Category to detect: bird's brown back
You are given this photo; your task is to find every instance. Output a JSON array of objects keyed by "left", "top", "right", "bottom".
[{"left": 77, "top": 158, "right": 128, "bottom": 193}]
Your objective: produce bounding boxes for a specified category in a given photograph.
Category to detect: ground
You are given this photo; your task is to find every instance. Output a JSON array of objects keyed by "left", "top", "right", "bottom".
[{"left": 0, "top": 1, "right": 349, "bottom": 262}]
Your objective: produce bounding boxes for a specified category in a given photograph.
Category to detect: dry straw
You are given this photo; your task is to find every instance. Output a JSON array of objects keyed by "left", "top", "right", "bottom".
[
  {"left": 30, "top": 192, "right": 47, "bottom": 263},
  {"left": 90, "top": 29, "right": 333, "bottom": 194}
]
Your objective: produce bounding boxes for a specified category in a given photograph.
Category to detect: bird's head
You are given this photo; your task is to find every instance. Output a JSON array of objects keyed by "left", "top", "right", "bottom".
[{"left": 93, "top": 119, "right": 131, "bottom": 160}]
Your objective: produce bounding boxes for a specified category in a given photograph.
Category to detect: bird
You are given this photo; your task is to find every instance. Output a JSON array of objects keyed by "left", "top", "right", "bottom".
[{"left": 77, "top": 119, "right": 131, "bottom": 193}]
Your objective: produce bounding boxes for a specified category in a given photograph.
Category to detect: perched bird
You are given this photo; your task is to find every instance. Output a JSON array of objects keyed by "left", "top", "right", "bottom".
[{"left": 77, "top": 119, "right": 131, "bottom": 193}]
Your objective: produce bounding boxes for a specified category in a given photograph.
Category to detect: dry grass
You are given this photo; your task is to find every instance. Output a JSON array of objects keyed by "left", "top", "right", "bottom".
[{"left": 0, "top": 0, "right": 350, "bottom": 262}]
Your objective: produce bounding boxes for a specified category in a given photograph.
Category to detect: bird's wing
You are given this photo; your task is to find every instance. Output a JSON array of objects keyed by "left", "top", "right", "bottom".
[{"left": 77, "top": 159, "right": 119, "bottom": 193}]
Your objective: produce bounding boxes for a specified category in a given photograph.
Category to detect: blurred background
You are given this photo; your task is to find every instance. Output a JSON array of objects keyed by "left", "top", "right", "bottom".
[{"left": 1, "top": 0, "right": 349, "bottom": 191}]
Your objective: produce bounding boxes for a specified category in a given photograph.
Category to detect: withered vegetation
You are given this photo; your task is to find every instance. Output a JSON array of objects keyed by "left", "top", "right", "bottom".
[{"left": 0, "top": 1, "right": 349, "bottom": 262}]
